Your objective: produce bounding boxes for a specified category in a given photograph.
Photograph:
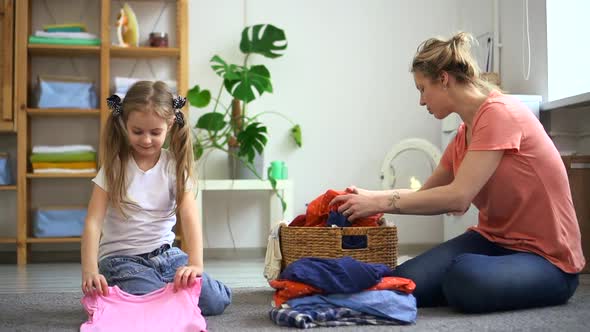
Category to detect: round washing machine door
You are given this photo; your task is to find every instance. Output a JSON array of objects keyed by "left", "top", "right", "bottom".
[{"left": 380, "top": 138, "right": 442, "bottom": 190}]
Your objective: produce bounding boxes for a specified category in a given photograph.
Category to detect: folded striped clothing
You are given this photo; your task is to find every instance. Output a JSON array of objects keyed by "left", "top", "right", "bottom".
[
  {"left": 34, "top": 30, "right": 98, "bottom": 40},
  {"left": 269, "top": 307, "right": 403, "bottom": 329},
  {"left": 28, "top": 36, "right": 101, "bottom": 46}
]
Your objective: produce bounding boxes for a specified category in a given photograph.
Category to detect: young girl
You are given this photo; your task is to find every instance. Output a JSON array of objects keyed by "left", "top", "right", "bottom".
[{"left": 81, "top": 81, "right": 231, "bottom": 316}]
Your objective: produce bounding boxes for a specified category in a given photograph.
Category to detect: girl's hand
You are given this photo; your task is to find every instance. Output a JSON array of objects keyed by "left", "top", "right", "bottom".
[
  {"left": 82, "top": 272, "right": 109, "bottom": 296},
  {"left": 174, "top": 265, "right": 203, "bottom": 291}
]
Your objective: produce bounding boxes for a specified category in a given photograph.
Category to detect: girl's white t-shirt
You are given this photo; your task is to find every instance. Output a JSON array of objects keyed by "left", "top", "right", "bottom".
[{"left": 93, "top": 149, "right": 189, "bottom": 260}]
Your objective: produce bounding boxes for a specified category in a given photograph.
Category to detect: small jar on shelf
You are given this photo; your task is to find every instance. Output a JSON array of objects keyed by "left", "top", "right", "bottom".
[{"left": 149, "top": 32, "right": 169, "bottom": 48}]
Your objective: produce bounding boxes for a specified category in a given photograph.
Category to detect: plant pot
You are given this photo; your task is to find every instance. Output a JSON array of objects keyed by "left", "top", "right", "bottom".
[{"left": 228, "top": 147, "right": 264, "bottom": 179}]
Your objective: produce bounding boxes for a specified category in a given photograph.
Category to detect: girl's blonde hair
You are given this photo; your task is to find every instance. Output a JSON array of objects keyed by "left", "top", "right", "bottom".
[
  {"left": 411, "top": 31, "right": 498, "bottom": 93},
  {"left": 101, "top": 81, "right": 194, "bottom": 216}
]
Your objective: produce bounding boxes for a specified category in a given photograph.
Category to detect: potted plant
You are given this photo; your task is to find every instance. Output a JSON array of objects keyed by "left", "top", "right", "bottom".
[{"left": 187, "top": 24, "right": 302, "bottom": 212}]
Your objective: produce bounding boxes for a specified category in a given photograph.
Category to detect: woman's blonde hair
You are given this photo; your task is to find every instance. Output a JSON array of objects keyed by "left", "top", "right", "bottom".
[
  {"left": 411, "top": 31, "right": 498, "bottom": 93},
  {"left": 101, "top": 80, "right": 194, "bottom": 217}
]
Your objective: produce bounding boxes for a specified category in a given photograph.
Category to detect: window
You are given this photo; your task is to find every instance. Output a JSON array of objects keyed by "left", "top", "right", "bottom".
[{"left": 546, "top": 0, "right": 590, "bottom": 101}]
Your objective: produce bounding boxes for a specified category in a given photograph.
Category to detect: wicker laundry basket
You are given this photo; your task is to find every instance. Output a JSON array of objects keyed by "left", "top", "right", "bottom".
[{"left": 279, "top": 225, "right": 398, "bottom": 270}]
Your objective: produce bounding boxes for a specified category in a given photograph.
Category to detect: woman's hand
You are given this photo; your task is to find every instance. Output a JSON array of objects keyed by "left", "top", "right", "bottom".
[
  {"left": 330, "top": 186, "right": 390, "bottom": 221},
  {"left": 174, "top": 265, "right": 203, "bottom": 291},
  {"left": 344, "top": 185, "right": 380, "bottom": 197},
  {"left": 82, "top": 271, "right": 109, "bottom": 296}
]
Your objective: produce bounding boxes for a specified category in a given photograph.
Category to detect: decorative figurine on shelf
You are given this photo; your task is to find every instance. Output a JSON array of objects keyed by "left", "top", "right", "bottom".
[{"left": 115, "top": 3, "right": 139, "bottom": 47}]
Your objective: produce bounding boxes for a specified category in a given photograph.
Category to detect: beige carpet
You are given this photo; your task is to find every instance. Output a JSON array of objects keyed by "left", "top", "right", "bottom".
[{"left": 1, "top": 282, "right": 588, "bottom": 331}]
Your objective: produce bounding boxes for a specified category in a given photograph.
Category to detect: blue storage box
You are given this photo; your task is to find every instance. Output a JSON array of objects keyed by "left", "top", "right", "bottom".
[
  {"left": 33, "top": 208, "right": 87, "bottom": 237},
  {"left": 35, "top": 75, "right": 98, "bottom": 109},
  {"left": 0, "top": 152, "right": 13, "bottom": 185}
]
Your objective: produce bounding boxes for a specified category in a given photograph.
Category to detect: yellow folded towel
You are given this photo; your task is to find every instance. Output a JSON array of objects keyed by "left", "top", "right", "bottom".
[{"left": 32, "top": 161, "right": 97, "bottom": 170}]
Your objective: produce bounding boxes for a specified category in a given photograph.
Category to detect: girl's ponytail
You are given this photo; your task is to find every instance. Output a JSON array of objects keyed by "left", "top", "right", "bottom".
[
  {"left": 103, "top": 95, "right": 131, "bottom": 217},
  {"left": 168, "top": 106, "right": 195, "bottom": 210}
]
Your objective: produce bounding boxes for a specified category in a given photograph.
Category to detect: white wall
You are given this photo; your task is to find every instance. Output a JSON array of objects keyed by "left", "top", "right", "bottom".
[
  {"left": 189, "top": 0, "right": 470, "bottom": 248},
  {"left": 1, "top": 0, "right": 526, "bottom": 252}
]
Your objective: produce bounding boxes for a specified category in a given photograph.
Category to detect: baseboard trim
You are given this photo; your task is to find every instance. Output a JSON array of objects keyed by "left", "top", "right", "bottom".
[
  {"left": 204, "top": 247, "right": 266, "bottom": 259},
  {"left": 0, "top": 244, "right": 438, "bottom": 264},
  {"left": 0, "top": 250, "right": 81, "bottom": 264},
  {"left": 398, "top": 243, "right": 438, "bottom": 256},
  {"left": 0, "top": 248, "right": 268, "bottom": 264}
]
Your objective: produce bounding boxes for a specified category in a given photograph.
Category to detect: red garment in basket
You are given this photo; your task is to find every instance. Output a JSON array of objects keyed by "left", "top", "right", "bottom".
[{"left": 290, "top": 189, "right": 383, "bottom": 227}]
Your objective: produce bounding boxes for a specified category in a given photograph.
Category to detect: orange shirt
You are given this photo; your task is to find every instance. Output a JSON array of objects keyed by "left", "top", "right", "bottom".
[{"left": 441, "top": 91, "right": 585, "bottom": 273}]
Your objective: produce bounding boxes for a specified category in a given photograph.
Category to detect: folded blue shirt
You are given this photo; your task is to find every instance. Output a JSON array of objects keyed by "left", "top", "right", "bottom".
[
  {"left": 279, "top": 256, "right": 393, "bottom": 294},
  {"left": 287, "top": 290, "right": 417, "bottom": 324}
]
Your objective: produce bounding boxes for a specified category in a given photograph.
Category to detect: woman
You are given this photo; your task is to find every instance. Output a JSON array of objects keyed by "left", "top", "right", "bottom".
[{"left": 330, "top": 32, "right": 584, "bottom": 313}]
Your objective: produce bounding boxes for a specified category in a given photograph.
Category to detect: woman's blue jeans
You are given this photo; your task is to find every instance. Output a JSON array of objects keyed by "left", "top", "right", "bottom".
[
  {"left": 98, "top": 246, "right": 232, "bottom": 316},
  {"left": 392, "top": 231, "right": 579, "bottom": 313}
]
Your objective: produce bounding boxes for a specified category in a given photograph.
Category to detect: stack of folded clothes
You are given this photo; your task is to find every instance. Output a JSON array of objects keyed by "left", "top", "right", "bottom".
[
  {"left": 268, "top": 257, "right": 417, "bottom": 329},
  {"left": 30, "top": 145, "right": 97, "bottom": 174},
  {"left": 28, "top": 23, "right": 100, "bottom": 46}
]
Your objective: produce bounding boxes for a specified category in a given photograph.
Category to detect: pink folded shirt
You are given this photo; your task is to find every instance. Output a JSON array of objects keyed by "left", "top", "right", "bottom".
[{"left": 80, "top": 279, "right": 207, "bottom": 332}]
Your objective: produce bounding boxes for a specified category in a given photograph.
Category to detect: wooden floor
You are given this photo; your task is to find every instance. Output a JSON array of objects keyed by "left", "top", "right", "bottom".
[
  {"left": 0, "top": 255, "right": 414, "bottom": 294},
  {"left": 0, "top": 258, "right": 269, "bottom": 294}
]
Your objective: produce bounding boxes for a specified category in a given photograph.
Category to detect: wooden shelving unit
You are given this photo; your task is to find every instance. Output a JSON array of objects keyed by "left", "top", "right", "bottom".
[
  {"left": 0, "top": 185, "right": 17, "bottom": 191},
  {"left": 26, "top": 108, "right": 101, "bottom": 116},
  {"left": 27, "top": 237, "right": 81, "bottom": 243},
  {"left": 0, "top": 0, "right": 16, "bottom": 262},
  {"left": 27, "top": 44, "right": 100, "bottom": 57},
  {"left": 110, "top": 46, "right": 180, "bottom": 58},
  {"left": 0, "top": 0, "right": 15, "bottom": 132},
  {"left": 14, "top": 0, "right": 189, "bottom": 264},
  {"left": 0, "top": 237, "right": 16, "bottom": 244}
]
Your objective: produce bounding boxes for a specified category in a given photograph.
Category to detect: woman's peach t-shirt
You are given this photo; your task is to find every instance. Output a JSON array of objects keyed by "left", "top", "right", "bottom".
[{"left": 441, "top": 91, "right": 585, "bottom": 273}]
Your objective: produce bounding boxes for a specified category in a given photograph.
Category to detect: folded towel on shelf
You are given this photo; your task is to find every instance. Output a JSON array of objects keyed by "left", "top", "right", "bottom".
[
  {"left": 32, "top": 161, "right": 97, "bottom": 170},
  {"left": 28, "top": 36, "right": 101, "bottom": 46},
  {"left": 43, "top": 23, "right": 87, "bottom": 32},
  {"left": 30, "top": 151, "right": 96, "bottom": 163},
  {"left": 34, "top": 30, "right": 98, "bottom": 40},
  {"left": 32, "top": 145, "right": 95, "bottom": 154}
]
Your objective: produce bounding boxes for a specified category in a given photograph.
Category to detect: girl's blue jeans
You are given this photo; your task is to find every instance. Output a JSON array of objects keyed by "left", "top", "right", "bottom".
[
  {"left": 98, "top": 246, "right": 232, "bottom": 316},
  {"left": 392, "top": 231, "right": 579, "bottom": 313}
]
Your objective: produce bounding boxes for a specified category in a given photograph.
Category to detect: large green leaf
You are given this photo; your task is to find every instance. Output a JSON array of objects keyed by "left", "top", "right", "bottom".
[
  {"left": 291, "top": 124, "right": 302, "bottom": 147},
  {"left": 193, "top": 141, "right": 204, "bottom": 160},
  {"left": 224, "top": 65, "right": 272, "bottom": 103},
  {"left": 187, "top": 85, "right": 211, "bottom": 108},
  {"left": 210, "top": 55, "right": 240, "bottom": 80},
  {"left": 237, "top": 122, "right": 268, "bottom": 163},
  {"left": 240, "top": 24, "right": 287, "bottom": 58},
  {"left": 196, "top": 112, "right": 226, "bottom": 131}
]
